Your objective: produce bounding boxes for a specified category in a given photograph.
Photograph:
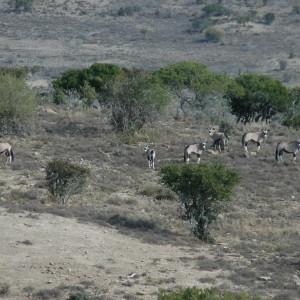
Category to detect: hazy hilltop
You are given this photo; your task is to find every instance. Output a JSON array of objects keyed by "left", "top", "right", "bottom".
[{"left": 0, "top": 0, "right": 300, "bottom": 87}]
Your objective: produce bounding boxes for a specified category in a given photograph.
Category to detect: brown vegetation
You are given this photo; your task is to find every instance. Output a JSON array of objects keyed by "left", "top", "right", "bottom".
[{"left": 0, "top": 1, "right": 300, "bottom": 299}]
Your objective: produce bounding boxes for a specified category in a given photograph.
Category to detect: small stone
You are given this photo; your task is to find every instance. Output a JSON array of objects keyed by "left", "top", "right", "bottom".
[{"left": 259, "top": 276, "right": 271, "bottom": 281}]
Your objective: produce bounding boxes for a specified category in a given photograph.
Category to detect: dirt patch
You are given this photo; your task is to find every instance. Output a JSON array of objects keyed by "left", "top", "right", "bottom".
[{"left": 0, "top": 208, "right": 237, "bottom": 300}]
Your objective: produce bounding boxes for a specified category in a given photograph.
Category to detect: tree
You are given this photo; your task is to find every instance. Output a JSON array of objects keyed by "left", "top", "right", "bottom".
[
  {"left": 52, "top": 63, "right": 125, "bottom": 106},
  {"left": 229, "top": 73, "right": 290, "bottom": 124},
  {"left": 0, "top": 74, "right": 38, "bottom": 136},
  {"left": 107, "top": 69, "right": 171, "bottom": 133},
  {"left": 160, "top": 163, "right": 241, "bottom": 242},
  {"left": 153, "top": 61, "right": 241, "bottom": 120}
]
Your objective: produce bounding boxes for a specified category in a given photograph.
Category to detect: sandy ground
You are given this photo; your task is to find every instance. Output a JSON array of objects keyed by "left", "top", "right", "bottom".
[{"left": 0, "top": 207, "right": 231, "bottom": 300}]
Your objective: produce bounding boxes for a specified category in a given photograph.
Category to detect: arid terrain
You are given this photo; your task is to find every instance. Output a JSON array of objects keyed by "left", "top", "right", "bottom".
[{"left": 0, "top": 1, "right": 300, "bottom": 300}]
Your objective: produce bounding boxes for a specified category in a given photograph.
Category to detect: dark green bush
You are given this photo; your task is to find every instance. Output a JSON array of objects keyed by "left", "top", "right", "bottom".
[
  {"left": 263, "top": 12, "right": 275, "bottom": 25},
  {"left": 67, "top": 291, "right": 91, "bottom": 300},
  {"left": 279, "top": 59, "right": 287, "bottom": 71},
  {"left": 46, "top": 160, "right": 90, "bottom": 205},
  {"left": 0, "top": 74, "right": 39, "bottom": 136},
  {"left": 202, "top": 4, "right": 230, "bottom": 17},
  {"left": 53, "top": 88, "right": 65, "bottom": 105},
  {"left": 0, "top": 282, "right": 10, "bottom": 296},
  {"left": 52, "top": 63, "right": 125, "bottom": 106},
  {"left": 189, "top": 18, "right": 213, "bottom": 33},
  {"left": 229, "top": 73, "right": 290, "bottom": 124},
  {"left": 235, "top": 10, "right": 257, "bottom": 25},
  {"left": 204, "top": 26, "right": 224, "bottom": 42},
  {"left": 160, "top": 163, "right": 241, "bottom": 242},
  {"left": 0, "top": 66, "right": 28, "bottom": 79},
  {"left": 108, "top": 69, "right": 170, "bottom": 133},
  {"left": 283, "top": 112, "right": 300, "bottom": 129},
  {"left": 33, "top": 288, "right": 61, "bottom": 300},
  {"left": 13, "top": 0, "right": 34, "bottom": 12},
  {"left": 292, "top": 4, "right": 300, "bottom": 15},
  {"left": 117, "top": 5, "right": 141, "bottom": 16},
  {"left": 158, "top": 286, "right": 269, "bottom": 300}
]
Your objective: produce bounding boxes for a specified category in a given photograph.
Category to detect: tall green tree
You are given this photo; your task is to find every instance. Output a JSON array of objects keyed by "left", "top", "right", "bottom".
[
  {"left": 229, "top": 73, "right": 290, "bottom": 124},
  {"left": 52, "top": 63, "right": 126, "bottom": 105},
  {"left": 153, "top": 61, "right": 241, "bottom": 118},
  {"left": 160, "top": 163, "right": 241, "bottom": 242},
  {"left": 0, "top": 74, "right": 38, "bottom": 136},
  {"left": 107, "top": 69, "right": 171, "bottom": 133}
]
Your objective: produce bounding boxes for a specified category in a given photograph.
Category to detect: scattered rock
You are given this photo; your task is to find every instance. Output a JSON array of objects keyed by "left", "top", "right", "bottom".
[{"left": 259, "top": 276, "right": 271, "bottom": 281}]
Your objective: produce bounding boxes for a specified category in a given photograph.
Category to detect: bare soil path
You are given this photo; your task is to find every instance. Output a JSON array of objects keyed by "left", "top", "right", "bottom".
[{"left": 0, "top": 208, "right": 232, "bottom": 300}]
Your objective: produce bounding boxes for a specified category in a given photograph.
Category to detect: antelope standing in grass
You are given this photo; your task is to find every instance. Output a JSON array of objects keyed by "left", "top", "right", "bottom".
[
  {"left": 184, "top": 141, "right": 207, "bottom": 164},
  {"left": 0, "top": 142, "right": 14, "bottom": 163},
  {"left": 275, "top": 140, "right": 300, "bottom": 163},
  {"left": 207, "top": 127, "right": 228, "bottom": 152},
  {"left": 144, "top": 144, "right": 156, "bottom": 169},
  {"left": 242, "top": 129, "right": 269, "bottom": 153}
]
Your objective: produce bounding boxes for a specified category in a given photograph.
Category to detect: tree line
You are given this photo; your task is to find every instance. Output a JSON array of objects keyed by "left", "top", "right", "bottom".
[
  {"left": 1, "top": 62, "right": 299, "bottom": 137},
  {"left": 52, "top": 61, "right": 300, "bottom": 132}
]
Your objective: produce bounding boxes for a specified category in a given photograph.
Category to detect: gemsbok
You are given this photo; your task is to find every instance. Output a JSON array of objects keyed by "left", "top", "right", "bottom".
[
  {"left": 184, "top": 141, "right": 207, "bottom": 164},
  {"left": 242, "top": 129, "right": 269, "bottom": 153},
  {"left": 144, "top": 144, "right": 156, "bottom": 169},
  {"left": 0, "top": 142, "right": 14, "bottom": 163},
  {"left": 275, "top": 140, "right": 300, "bottom": 163},
  {"left": 207, "top": 127, "right": 228, "bottom": 152}
]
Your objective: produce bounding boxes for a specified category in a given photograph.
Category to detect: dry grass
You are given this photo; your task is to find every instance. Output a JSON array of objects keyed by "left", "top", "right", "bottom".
[{"left": 0, "top": 104, "right": 299, "bottom": 298}]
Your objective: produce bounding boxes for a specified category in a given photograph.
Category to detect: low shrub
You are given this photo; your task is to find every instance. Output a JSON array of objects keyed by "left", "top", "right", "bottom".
[
  {"left": 158, "top": 286, "right": 269, "bottom": 299},
  {"left": 33, "top": 288, "right": 61, "bottom": 299},
  {"left": 45, "top": 160, "right": 90, "bottom": 205},
  {"left": 292, "top": 4, "right": 300, "bottom": 15},
  {"left": 117, "top": 5, "right": 141, "bottom": 16},
  {"left": 0, "top": 282, "right": 10, "bottom": 296},
  {"left": 263, "top": 12, "right": 275, "bottom": 25},
  {"left": 0, "top": 66, "right": 28, "bottom": 79},
  {"left": 204, "top": 26, "right": 224, "bottom": 43},
  {"left": 0, "top": 74, "right": 39, "bottom": 136},
  {"left": 202, "top": 4, "right": 230, "bottom": 17}
]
